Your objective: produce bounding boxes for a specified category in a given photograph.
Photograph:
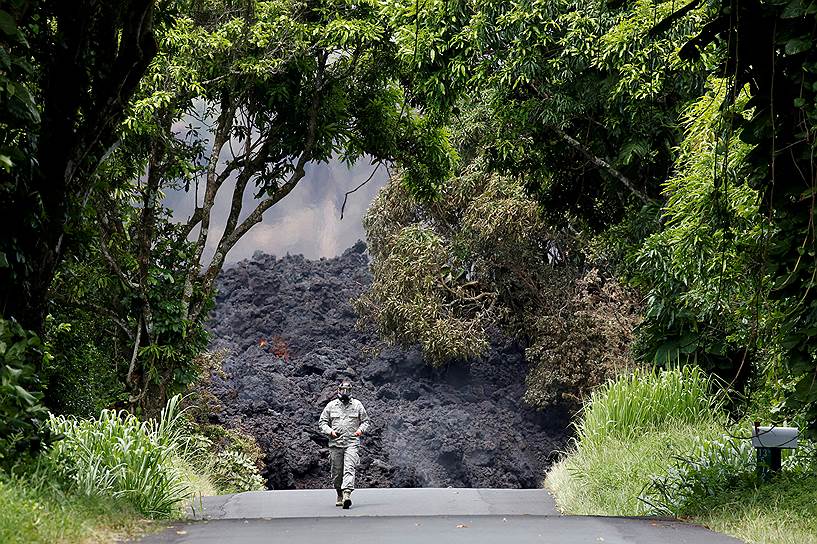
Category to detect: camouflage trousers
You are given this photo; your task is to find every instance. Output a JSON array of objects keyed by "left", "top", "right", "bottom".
[{"left": 329, "top": 445, "right": 360, "bottom": 491}]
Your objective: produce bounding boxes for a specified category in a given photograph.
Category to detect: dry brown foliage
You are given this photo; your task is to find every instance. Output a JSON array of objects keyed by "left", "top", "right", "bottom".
[{"left": 358, "top": 162, "right": 640, "bottom": 405}]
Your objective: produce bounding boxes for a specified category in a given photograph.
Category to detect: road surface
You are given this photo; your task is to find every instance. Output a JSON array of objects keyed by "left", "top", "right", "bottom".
[{"left": 138, "top": 488, "right": 742, "bottom": 544}]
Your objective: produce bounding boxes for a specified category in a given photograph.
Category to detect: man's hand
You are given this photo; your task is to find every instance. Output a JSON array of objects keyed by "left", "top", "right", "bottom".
[
  {"left": 330, "top": 431, "right": 338, "bottom": 438},
  {"left": 354, "top": 430, "right": 362, "bottom": 437}
]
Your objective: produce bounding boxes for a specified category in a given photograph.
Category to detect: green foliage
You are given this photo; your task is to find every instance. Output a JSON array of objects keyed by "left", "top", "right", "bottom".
[
  {"left": 658, "top": 0, "right": 817, "bottom": 434},
  {"left": 695, "top": 472, "right": 817, "bottom": 544},
  {"left": 641, "top": 434, "right": 756, "bottom": 517},
  {"left": 0, "top": 0, "right": 158, "bottom": 340},
  {"left": 0, "top": 318, "right": 51, "bottom": 467},
  {"left": 549, "top": 367, "right": 817, "bottom": 543},
  {"left": 46, "top": 395, "right": 190, "bottom": 518},
  {"left": 0, "top": 391, "right": 264, "bottom": 543},
  {"left": 0, "top": 2, "right": 39, "bottom": 165},
  {"left": 182, "top": 426, "right": 265, "bottom": 494},
  {"left": 630, "top": 81, "right": 770, "bottom": 389},
  {"left": 549, "top": 419, "right": 817, "bottom": 543},
  {"left": 49, "top": 186, "right": 211, "bottom": 415},
  {"left": 383, "top": 0, "right": 711, "bottom": 228},
  {"left": 576, "top": 366, "right": 720, "bottom": 446},
  {"left": 44, "top": 318, "right": 127, "bottom": 419},
  {"left": 0, "top": 470, "right": 145, "bottom": 544}
]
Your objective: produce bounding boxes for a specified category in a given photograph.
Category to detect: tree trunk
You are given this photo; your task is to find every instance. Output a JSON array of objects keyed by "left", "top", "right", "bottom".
[{"left": 0, "top": 1, "right": 157, "bottom": 335}]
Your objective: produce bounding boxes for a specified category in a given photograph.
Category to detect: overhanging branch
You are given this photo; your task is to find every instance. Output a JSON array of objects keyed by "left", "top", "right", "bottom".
[{"left": 553, "top": 127, "right": 656, "bottom": 205}]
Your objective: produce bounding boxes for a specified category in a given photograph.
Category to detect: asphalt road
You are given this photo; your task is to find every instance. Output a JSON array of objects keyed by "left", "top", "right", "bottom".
[{"left": 137, "top": 488, "right": 743, "bottom": 544}]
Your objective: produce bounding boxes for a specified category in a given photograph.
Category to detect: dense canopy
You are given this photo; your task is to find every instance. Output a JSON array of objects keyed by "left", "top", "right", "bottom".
[{"left": 2, "top": 0, "right": 817, "bottom": 466}]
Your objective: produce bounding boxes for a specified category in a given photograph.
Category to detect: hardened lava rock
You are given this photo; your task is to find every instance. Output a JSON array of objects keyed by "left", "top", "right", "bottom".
[{"left": 207, "top": 241, "right": 569, "bottom": 489}]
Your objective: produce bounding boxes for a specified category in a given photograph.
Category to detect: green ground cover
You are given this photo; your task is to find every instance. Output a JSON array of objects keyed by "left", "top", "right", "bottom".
[
  {"left": 546, "top": 368, "right": 817, "bottom": 544},
  {"left": 0, "top": 395, "right": 263, "bottom": 544}
]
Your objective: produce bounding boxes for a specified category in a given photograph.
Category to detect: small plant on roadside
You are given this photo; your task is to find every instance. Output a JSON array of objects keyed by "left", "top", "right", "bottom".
[
  {"left": 640, "top": 434, "right": 755, "bottom": 517},
  {"left": 576, "top": 366, "right": 719, "bottom": 446},
  {"left": 181, "top": 425, "right": 265, "bottom": 494},
  {"left": 46, "top": 395, "right": 190, "bottom": 517}
]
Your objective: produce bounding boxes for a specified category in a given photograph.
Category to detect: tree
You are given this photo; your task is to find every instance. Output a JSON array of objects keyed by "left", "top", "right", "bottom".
[
  {"left": 51, "top": 0, "right": 456, "bottom": 411},
  {"left": 356, "top": 0, "right": 709, "bottom": 404},
  {"left": 380, "top": 0, "right": 711, "bottom": 230},
  {"left": 0, "top": 0, "right": 159, "bottom": 334},
  {"left": 652, "top": 0, "right": 817, "bottom": 431},
  {"left": 0, "top": 0, "right": 161, "bottom": 457},
  {"left": 357, "top": 144, "right": 641, "bottom": 408}
]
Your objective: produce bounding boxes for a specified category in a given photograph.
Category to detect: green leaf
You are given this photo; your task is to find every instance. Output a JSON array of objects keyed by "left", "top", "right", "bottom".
[
  {"left": 782, "top": 0, "right": 808, "bottom": 18},
  {"left": 785, "top": 37, "right": 812, "bottom": 55},
  {"left": 0, "top": 10, "right": 17, "bottom": 37},
  {"left": 13, "top": 385, "right": 36, "bottom": 405}
]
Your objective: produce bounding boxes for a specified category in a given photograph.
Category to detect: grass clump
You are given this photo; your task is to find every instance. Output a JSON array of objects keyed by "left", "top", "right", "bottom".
[
  {"left": 549, "top": 421, "right": 724, "bottom": 516},
  {"left": 0, "top": 469, "right": 146, "bottom": 544},
  {"left": 576, "top": 365, "right": 718, "bottom": 445},
  {"left": 0, "top": 394, "right": 265, "bottom": 543},
  {"left": 547, "top": 367, "right": 817, "bottom": 544},
  {"left": 47, "top": 395, "right": 190, "bottom": 517},
  {"left": 691, "top": 472, "right": 817, "bottom": 544}
]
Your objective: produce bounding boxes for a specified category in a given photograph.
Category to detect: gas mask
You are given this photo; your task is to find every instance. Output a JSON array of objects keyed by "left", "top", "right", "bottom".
[{"left": 338, "top": 382, "right": 352, "bottom": 402}]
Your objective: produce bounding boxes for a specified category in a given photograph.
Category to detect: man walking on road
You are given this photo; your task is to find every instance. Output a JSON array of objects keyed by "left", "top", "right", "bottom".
[{"left": 319, "top": 379, "right": 370, "bottom": 509}]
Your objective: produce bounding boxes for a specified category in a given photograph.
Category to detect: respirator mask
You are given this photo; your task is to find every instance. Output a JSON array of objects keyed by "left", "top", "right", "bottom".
[{"left": 338, "top": 382, "right": 352, "bottom": 402}]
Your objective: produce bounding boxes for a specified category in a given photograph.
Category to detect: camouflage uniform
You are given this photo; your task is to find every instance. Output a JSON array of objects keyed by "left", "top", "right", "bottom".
[{"left": 319, "top": 397, "right": 370, "bottom": 493}]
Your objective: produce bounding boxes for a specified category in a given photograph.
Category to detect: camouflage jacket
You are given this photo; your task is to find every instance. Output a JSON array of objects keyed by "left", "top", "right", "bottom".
[{"left": 319, "top": 398, "right": 370, "bottom": 448}]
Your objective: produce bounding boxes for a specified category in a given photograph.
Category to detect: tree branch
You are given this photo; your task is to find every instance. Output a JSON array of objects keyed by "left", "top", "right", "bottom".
[
  {"left": 97, "top": 218, "right": 140, "bottom": 290},
  {"left": 181, "top": 96, "right": 236, "bottom": 317},
  {"left": 553, "top": 127, "right": 656, "bottom": 205},
  {"left": 187, "top": 52, "right": 328, "bottom": 323},
  {"left": 127, "top": 315, "right": 143, "bottom": 388},
  {"left": 340, "top": 161, "right": 383, "bottom": 219}
]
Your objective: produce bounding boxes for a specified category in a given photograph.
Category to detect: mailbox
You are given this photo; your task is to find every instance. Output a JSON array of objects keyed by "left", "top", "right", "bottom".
[
  {"left": 751, "top": 424, "right": 799, "bottom": 481},
  {"left": 750, "top": 425, "right": 799, "bottom": 449}
]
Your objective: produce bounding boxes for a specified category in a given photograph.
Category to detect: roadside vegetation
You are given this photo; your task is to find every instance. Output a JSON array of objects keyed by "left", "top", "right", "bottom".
[
  {"left": 546, "top": 368, "right": 817, "bottom": 544},
  {"left": 4, "top": 0, "right": 817, "bottom": 542},
  {"left": 0, "top": 394, "right": 264, "bottom": 544}
]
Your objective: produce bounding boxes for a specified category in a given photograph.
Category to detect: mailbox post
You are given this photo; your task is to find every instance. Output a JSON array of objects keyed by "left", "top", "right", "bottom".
[{"left": 751, "top": 423, "right": 798, "bottom": 482}]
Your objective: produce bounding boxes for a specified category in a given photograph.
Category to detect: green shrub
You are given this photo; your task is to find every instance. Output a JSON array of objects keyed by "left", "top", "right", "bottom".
[
  {"left": 44, "top": 318, "right": 126, "bottom": 419},
  {"left": 181, "top": 424, "right": 265, "bottom": 493},
  {"left": 576, "top": 365, "right": 719, "bottom": 445},
  {"left": 0, "top": 318, "right": 52, "bottom": 467},
  {"left": 210, "top": 448, "right": 265, "bottom": 493},
  {"left": 46, "top": 395, "right": 190, "bottom": 517},
  {"left": 641, "top": 434, "right": 755, "bottom": 516}
]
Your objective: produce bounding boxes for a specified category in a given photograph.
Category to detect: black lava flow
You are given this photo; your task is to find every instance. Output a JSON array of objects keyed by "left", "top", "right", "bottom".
[{"left": 207, "top": 241, "right": 570, "bottom": 490}]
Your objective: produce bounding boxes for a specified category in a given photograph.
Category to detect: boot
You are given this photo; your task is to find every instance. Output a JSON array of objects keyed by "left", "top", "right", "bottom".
[
  {"left": 335, "top": 489, "right": 343, "bottom": 507},
  {"left": 342, "top": 489, "right": 352, "bottom": 509}
]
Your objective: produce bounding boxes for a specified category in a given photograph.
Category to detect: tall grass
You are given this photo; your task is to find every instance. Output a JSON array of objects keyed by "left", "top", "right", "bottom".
[
  {"left": 548, "top": 421, "right": 724, "bottom": 516},
  {"left": 0, "top": 466, "right": 150, "bottom": 544},
  {"left": 547, "top": 367, "right": 817, "bottom": 543},
  {"left": 576, "top": 365, "right": 719, "bottom": 446},
  {"left": 47, "top": 395, "right": 190, "bottom": 518}
]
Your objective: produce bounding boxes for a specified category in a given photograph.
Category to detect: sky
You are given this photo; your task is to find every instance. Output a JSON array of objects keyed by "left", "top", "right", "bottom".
[{"left": 162, "top": 157, "right": 388, "bottom": 265}]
